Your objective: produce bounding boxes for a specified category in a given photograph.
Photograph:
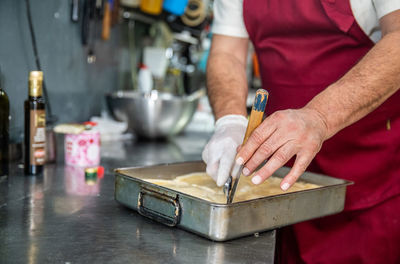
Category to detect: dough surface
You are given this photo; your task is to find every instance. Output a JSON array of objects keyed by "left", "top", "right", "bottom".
[{"left": 143, "top": 172, "right": 320, "bottom": 203}]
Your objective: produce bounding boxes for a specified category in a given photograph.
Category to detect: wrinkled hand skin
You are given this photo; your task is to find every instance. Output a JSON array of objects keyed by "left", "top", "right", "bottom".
[{"left": 237, "top": 107, "right": 329, "bottom": 191}]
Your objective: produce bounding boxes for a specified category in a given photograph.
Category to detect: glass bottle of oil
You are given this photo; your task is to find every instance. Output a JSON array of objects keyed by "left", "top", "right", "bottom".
[
  {"left": 0, "top": 68, "right": 9, "bottom": 177},
  {"left": 24, "top": 71, "right": 46, "bottom": 175}
]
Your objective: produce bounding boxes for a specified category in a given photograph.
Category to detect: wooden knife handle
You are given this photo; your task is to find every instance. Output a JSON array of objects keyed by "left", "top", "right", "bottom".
[
  {"left": 243, "top": 89, "right": 269, "bottom": 144},
  {"left": 102, "top": 1, "right": 111, "bottom": 40}
]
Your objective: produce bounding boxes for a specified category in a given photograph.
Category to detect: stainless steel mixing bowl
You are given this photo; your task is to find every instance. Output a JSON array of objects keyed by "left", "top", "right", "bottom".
[{"left": 105, "top": 90, "right": 203, "bottom": 138}]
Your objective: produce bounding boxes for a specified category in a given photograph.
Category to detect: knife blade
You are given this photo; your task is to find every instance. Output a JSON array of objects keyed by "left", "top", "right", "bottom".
[{"left": 224, "top": 89, "right": 269, "bottom": 204}]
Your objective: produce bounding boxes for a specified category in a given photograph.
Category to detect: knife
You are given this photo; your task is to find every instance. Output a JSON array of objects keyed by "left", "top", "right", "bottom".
[{"left": 224, "top": 89, "right": 269, "bottom": 204}]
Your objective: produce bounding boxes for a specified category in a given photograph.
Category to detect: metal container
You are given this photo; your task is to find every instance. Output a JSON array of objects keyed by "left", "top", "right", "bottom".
[
  {"left": 106, "top": 90, "right": 203, "bottom": 138},
  {"left": 115, "top": 161, "right": 352, "bottom": 241}
]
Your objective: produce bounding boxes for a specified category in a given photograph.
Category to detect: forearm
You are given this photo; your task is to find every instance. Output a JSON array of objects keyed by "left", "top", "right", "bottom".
[
  {"left": 206, "top": 38, "right": 249, "bottom": 120},
  {"left": 306, "top": 30, "right": 400, "bottom": 139}
]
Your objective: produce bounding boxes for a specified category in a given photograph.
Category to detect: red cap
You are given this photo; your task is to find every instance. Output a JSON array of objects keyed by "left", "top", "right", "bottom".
[
  {"left": 83, "top": 121, "right": 98, "bottom": 128},
  {"left": 97, "top": 166, "right": 105, "bottom": 179}
]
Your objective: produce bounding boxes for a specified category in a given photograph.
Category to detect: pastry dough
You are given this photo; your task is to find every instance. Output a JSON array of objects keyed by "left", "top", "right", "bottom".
[{"left": 143, "top": 172, "right": 320, "bottom": 203}]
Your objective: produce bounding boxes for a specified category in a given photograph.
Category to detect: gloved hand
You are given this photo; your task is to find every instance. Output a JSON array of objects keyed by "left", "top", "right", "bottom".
[{"left": 202, "top": 115, "right": 248, "bottom": 186}]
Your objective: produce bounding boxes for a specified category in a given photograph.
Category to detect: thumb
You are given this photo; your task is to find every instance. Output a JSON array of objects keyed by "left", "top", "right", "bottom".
[
  {"left": 216, "top": 146, "right": 237, "bottom": 187},
  {"left": 201, "top": 144, "right": 209, "bottom": 163},
  {"left": 206, "top": 161, "right": 219, "bottom": 183},
  {"left": 205, "top": 143, "right": 223, "bottom": 183}
]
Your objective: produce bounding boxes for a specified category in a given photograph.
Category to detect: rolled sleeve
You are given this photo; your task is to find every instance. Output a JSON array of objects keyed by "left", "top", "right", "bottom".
[
  {"left": 373, "top": 0, "right": 400, "bottom": 19},
  {"left": 212, "top": 0, "right": 249, "bottom": 38}
]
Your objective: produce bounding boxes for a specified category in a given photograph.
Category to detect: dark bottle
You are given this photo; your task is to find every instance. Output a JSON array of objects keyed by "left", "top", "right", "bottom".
[
  {"left": 0, "top": 68, "right": 9, "bottom": 177},
  {"left": 24, "top": 71, "right": 46, "bottom": 175}
]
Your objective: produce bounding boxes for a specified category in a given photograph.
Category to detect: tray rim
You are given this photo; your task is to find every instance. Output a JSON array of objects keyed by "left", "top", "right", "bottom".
[{"left": 114, "top": 160, "right": 353, "bottom": 207}]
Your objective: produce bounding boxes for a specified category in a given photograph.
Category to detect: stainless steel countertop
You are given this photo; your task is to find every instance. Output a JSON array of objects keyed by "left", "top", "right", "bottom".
[{"left": 0, "top": 132, "right": 276, "bottom": 264}]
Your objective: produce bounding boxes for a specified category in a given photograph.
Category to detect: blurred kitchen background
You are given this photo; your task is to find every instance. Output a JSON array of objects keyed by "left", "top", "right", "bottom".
[{"left": 0, "top": 0, "right": 260, "bottom": 146}]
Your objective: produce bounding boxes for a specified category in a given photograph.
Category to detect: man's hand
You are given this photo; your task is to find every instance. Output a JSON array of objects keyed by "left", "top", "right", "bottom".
[
  {"left": 202, "top": 115, "right": 248, "bottom": 187},
  {"left": 236, "top": 107, "right": 328, "bottom": 191},
  {"left": 236, "top": 10, "right": 400, "bottom": 191}
]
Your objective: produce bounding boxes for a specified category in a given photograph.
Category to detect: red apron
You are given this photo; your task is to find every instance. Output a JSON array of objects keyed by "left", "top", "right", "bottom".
[{"left": 242, "top": 0, "right": 400, "bottom": 263}]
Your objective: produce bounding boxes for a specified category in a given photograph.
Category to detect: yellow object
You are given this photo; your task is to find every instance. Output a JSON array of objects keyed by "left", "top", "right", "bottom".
[
  {"left": 386, "top": 119, "right": 391, "bottom": 130},
  {"left": 53, "top": 124, "right": 86, "bottom": 134},
  {"left": 101, "top": 1, "right": 111, "bottom": 40},
  {"left": 143, "top": 172, "right": 320, "bottom": 204},
  {"left": 243, "top": 89, "right": 269, "bottom": 144},
  {"left": 28, "top": 71, "right": 43, "bottom": 97},
  {"left": 140, "top": 0, "right": 163, "bottom": 15}
]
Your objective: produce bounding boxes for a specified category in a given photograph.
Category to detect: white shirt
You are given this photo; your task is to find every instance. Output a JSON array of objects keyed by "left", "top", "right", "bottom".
[{"left": 212, "top": 0, "right": 400, "bottom": 43}]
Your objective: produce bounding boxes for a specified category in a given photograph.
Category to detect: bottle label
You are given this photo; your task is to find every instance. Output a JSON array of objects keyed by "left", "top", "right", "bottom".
[{"left": 30, "top": 110, "right": 46, "bottom": 165}]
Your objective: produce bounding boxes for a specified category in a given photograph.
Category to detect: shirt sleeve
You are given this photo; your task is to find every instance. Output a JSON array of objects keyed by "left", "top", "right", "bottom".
[
  {"left": 212, "top": 0, "right": 249, "bottom": 38},
  {"left": 373, "top": 0, "right": 400, "bottom": 19}
]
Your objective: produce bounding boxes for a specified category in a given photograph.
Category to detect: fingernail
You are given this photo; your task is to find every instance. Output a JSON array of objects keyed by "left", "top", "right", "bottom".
[
  {"left": 242, "top": 167, "right": 250, "bottom": 176},
  {"left": 281, "top": 183, "right": 290, "bottom": 191},
  {"left": 252, "top": 175, "right": 262, "bottom": 185},
  {"left": 236, "top": 157, "right": 244, "bottom": 165}
]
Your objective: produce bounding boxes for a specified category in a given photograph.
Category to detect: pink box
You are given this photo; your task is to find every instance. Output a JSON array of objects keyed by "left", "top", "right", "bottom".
[{"left": 65, "top": 130, "right": 101, "bottom": 167}]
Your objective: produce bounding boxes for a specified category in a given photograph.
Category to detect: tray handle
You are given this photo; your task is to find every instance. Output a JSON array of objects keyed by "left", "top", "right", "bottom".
[{"left": 137, "top": 188, "right": 181, "bottom": 227}]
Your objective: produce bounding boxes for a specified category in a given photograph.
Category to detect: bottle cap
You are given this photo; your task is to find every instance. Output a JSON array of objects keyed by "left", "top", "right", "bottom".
[
  {"left": 29, "top": 71, "right": 43, "bottom": 81},
  {"left": 28, "top": 71, "right": 43, "bottom": 97}
]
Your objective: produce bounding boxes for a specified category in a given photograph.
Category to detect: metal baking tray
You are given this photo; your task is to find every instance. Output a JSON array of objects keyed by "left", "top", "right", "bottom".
[{"left": 114, "top": 161, "right": 352, "bottom": 241}]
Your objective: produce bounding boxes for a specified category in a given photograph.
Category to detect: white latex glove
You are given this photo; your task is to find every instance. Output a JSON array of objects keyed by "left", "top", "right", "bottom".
[{"left": 202, "top": 115, "right": 248, "bottom": 186}]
